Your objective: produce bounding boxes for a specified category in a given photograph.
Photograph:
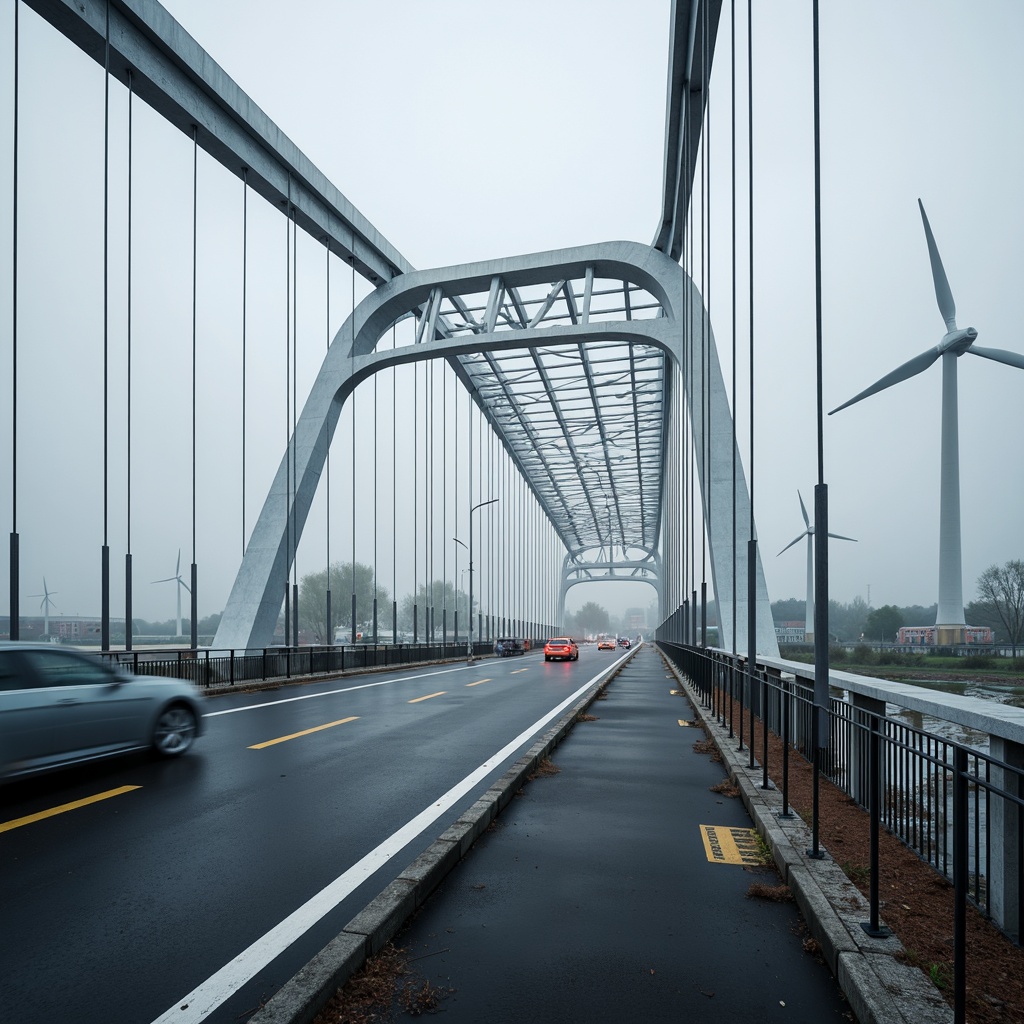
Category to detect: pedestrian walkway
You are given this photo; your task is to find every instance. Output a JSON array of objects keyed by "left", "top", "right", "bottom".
[{"left": 377, "top": 644, "right": 851, "bottom": 1022}]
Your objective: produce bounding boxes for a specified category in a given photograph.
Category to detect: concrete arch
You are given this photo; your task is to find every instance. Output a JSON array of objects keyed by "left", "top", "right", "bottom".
[{"left": 213, "top": 240, "right": 777, "bottom": 655}]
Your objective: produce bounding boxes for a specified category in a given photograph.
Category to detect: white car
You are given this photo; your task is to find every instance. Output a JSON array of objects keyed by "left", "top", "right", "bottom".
[{"left": 0, "top": 643, "right": 203, "bottom": 780}]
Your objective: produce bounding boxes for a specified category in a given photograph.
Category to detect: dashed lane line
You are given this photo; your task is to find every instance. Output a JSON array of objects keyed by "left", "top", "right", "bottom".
[
  {"left": 150, "top": 665, "right": 611, "bottom": 1024},
  {"left": 466, "top": 678, "right": 491, "bottom": 687},
  {"left": 0, "top": 785, "right": 142, "bottom": 834},
  {"left": 248, "top": 717, "right": 359, "bottom": 749},
  {"left": 408, "top": 691, "right": 446, "bottom": 703}
]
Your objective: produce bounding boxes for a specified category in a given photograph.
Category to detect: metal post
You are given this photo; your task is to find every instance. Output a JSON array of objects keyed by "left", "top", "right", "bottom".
[
  {"left": 101, "top": 544, "right": 110, "bottom": 650},
  {"left": 953, "top": 746, "right": 968, "bottom": 1024},
  {"left": 861, "top": 711, "right": 890, "bottom": 937},
  {"left": 9, "top": 534, "right": 18, "bottom": 640},
  {"left": 780, "top": 676, "right": 793, "bottom": 818},
  {"left": 125, "top": 553, "right": 132, "bottom": 651}
]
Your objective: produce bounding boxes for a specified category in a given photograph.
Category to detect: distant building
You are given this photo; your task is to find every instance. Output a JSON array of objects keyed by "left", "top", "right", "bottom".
[
  {"left": 775, "top": 621, "right": 806, "bottom": 643},
  {"left": 897, "top": 625, "right": 993, "bottom": 645}
]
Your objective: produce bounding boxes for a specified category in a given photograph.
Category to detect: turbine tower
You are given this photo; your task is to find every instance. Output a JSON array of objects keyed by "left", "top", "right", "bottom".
[
  {"left": 831, "top": 200, "right": 1024, "bottom": 643},
  {"left": 29, "top": 578, "right": 59, "bottom": 636},
  {"left": 777, "top": 491, "right": 855, "bottom": 642},
  {"left": 153, "top": 550, "right": 191, "bottom": 638}
]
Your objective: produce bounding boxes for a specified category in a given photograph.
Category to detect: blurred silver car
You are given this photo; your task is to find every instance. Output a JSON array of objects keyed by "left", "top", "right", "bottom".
[{"left": 0, "top": 642, "right": 203, "bottom": 780}]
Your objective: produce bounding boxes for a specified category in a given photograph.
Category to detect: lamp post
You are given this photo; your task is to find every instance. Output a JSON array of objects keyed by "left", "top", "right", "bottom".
[{"left": 454, "top": 497, "right": 498, "bottom": 663}]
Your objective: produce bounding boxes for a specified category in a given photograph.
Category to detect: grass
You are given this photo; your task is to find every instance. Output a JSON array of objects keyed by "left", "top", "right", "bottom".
[{"left": 841, "top": 861, "right": 871, "bottom": 885}]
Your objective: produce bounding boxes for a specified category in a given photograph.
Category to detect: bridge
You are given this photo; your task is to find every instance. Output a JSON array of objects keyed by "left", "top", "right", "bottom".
[
  {"left": 2, "top": 4, "right": 1022, "bottom": 1024},
  {"left": 4, "top": 0, "right": 782, "bottom": 657}
]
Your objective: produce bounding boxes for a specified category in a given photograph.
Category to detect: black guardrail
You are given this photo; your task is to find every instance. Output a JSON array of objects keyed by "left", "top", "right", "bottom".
[
  {"left": 99, "top": 640, "right": 513, "bottom": 688},
  {"left": 657, "top": 640, "right": 1024, "bottom": 1024}
]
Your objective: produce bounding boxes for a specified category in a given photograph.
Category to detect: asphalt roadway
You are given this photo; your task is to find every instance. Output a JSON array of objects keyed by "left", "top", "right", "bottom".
[{"left": 249, "top": 641, "right": 955, "bottom": 1024}]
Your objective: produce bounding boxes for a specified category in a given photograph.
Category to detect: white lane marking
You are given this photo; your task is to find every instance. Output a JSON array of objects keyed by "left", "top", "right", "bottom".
[
  {"left": 151, "top": 666, "right": 607, "bottom": 1024},
  {"left": 202, "top": 665, "right": 475, "bottom": 717}
]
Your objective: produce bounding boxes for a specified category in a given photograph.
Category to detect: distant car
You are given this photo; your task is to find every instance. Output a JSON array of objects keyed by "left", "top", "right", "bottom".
[
  {"left": 618, "top": 638, "right": 631, "bottom": 649},
  {"left": 543, "top": 637, "right": 579, "bottom": 662},
  {"left": 495, "top": 637, "right": 526, "bottom": 657},
  {"left": 0, "top": 643, "right": 204, "bottom": 781},
  {"left": 597, "top": 639, "right": 616, "bottom": 651}
]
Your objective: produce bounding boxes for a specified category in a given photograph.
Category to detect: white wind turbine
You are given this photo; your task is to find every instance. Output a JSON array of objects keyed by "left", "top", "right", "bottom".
[
  {"left": 152, "top": 550, "right": 191, "bottom": 638},
  {"left": 777, "top": 491, "right": 856, "bottom": 641},
  {"left": 830, "top": 200, "right": 1024, "bottom": 641},
  {"left": 29, "top": 578, "right": 59, "bottom": 635}
]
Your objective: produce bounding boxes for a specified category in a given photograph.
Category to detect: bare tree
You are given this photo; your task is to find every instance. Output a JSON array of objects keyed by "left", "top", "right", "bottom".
[{"left": 976, "top": 560, "right": 1024, "bottom": 657}]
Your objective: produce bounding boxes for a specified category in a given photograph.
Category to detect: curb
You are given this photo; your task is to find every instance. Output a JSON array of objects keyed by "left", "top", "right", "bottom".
[
  {"left": 667, "top": 662, "right": 953, "bottom": 1024},
  {"left": 248, "top": 651, "right": 633, "bottom": 1024}
]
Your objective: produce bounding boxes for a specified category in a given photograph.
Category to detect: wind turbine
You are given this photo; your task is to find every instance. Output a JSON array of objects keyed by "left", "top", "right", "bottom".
[
  {"left": 830, "top": 200, "right": 1024, "bottom": 642},
  {"left": 777, "top": 491, "right": 856, "bottom": 642},
  {"left": 152, "top": 550, "right": 191, "bottom": 638},
  {"left": 29, "top": 578, "right": 59, "bottom": 636}
]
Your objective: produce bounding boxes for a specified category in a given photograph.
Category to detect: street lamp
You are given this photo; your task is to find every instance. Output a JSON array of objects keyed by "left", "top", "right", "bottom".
[{"left": 453, "top": 497, "right": 499, "bottom": 663}]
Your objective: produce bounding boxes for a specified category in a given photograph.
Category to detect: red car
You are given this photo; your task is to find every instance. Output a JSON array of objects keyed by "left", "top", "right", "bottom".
[{"left": 543, "top": 637, "right": 579, "bottom": 662}]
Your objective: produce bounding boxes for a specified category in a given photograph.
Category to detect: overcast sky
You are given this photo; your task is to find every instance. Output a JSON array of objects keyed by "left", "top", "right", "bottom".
[{"left": 1, "top": 0, "right": 1022, "bottom": 627}]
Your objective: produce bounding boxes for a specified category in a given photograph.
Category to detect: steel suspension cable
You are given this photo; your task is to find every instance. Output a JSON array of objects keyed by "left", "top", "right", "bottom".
[
  {"left": 101, "top": 0, "right": 110, "bottom": 649},
  {"left": 730, "top": 0, "right": 737, "bottom": 709},
  {"left": 392, "top": 325, "right": 397, "bottom": 639},
  {"left": 350, "top": 258, "right": 356, "bottom": 644},
  {"left": 125, "top": 67, "right": 133, "bottom": 651},
  {"left": 284, "top": 180, "right": 291, "bottom": 645},
  {"left": 292, "top": 210, "right": 298, "bottom": 645},
  {"left": 8, "top": 0, "right": 19, "bottom": 639},
  {"left": 373, "top": 342, "right": 378, "bottom": 641},
  {"left": 325, "top": 238, "right": 331, "bottom": 644},
  {"left": 190, "top": 123, "right": 198, "bottom": 649},
  {"left": 242, "top": 169, "right": 248, "bottom": 556}
]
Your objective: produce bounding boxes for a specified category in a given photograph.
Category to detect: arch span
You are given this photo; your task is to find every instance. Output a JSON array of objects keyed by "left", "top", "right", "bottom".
[{"left": 213, "top": 241, "right": 777, "bottom": 655}]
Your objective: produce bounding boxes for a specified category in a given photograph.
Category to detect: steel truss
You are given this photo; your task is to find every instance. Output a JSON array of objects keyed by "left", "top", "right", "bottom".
[{"left": 213, "top": 241, "right": 776, "bottom": 654}]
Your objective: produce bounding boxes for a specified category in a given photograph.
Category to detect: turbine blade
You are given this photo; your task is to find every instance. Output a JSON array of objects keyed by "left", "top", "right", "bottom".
[
  {"left": 797, "top": 491, "right": 810, "bottom": 529},
  {"left": 827, "top": 533, "right": 857, "bottom": 542},
  {"left": 778, "top": 531, "right": 809, "bottom": 557},
  {"left": 175, "top": 549, "right": 181, "bottom": 575},
  {"left": 829, "top": 347, "right": 941, "bottom": 414},
  {"left": 919, "top": 199, "right": 957, "bottom": 331},
  {"left": 967, "top": 345, "right": 1024, "bottom": 371},
  {"left": 152, "top": 576, "right": 175, "bottom": 584},
  {"left": 179, "top": 578, "right": 192, "bottom": 594}
]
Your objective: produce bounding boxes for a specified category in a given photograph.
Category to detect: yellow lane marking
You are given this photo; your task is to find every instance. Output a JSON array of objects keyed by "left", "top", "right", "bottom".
[
  {"left": 0, "top": 785, "right": 142, "bottom": 834},
  {"left": 700, "top": 825, "right": 763, "bottom": 866},
  {"left": 249, "top": 717, "right": 359, "bottom": 749},
  {"left": 408, "top": 691, "right": 446, "bottom": 703},
  {"left": 511, "top": 669, "right": 528, "bottom": 675},
  {"left": 466, "top": 678, "right": 491, "bottom": 687}
]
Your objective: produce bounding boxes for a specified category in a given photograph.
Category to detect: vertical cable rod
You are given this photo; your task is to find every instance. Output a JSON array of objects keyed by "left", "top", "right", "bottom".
[
  {"left": 730, "top": 0, "right": 737, "bottom": 723},
  {"left": 125, "top": 67, "right": 133, "bottom": 651},
  {"left": 190, "top": 123, "right": 198, "bottom": 649},
  {"left": 350, "top": 259, "right": 356, "bottom": 645},
  {"left": 291, "top": 209, "right": 298, "bottom": 646},
  {"left": 325, "top": 238, "right": 331, "bottom": 643},
  {"left": 284, "top": 180, "right": 291, "bottom": 646},
  {"left": 10, "top": 0, "right": 20, "bottom": 640},
  {"left": 242, "top": 170, "right": 247, "bottom": 555},
  {"left": 101, "top": 0, "right": 110, "bottom": 650}
]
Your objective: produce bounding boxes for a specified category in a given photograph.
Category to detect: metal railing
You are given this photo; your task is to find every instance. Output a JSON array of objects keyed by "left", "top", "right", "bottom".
[
  {"left": 659, "top": 641, "right": 1024, "bottom": 1024},
  {"left": 99, "top": 639, "right": 513, "bottom": 689}
]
